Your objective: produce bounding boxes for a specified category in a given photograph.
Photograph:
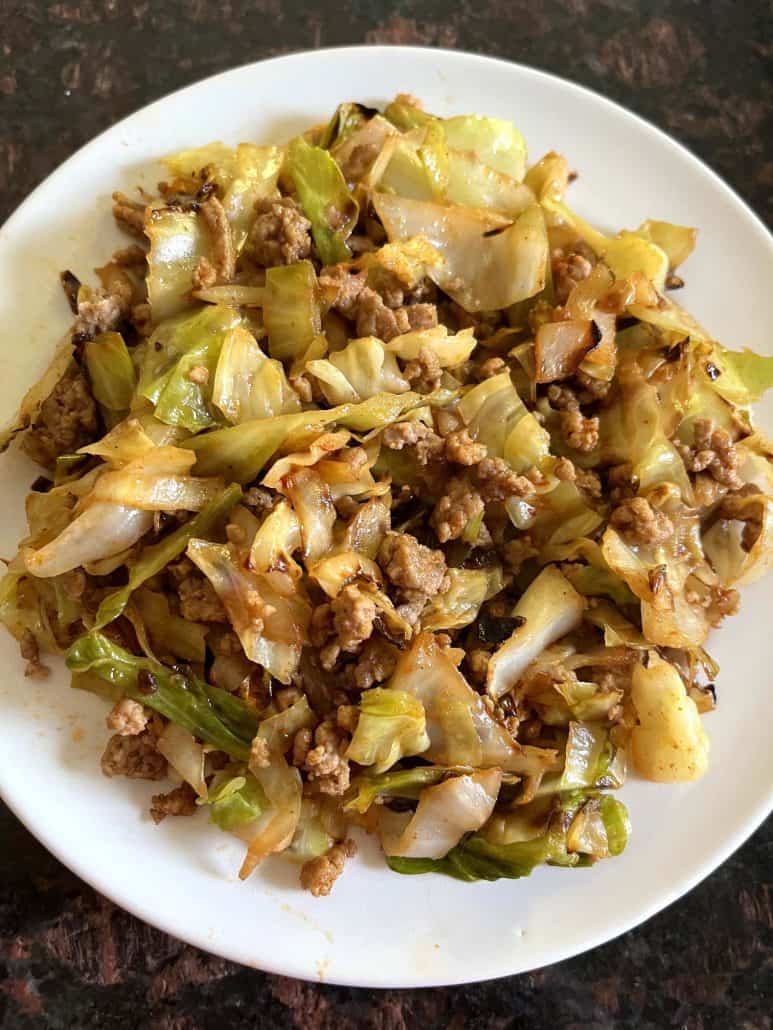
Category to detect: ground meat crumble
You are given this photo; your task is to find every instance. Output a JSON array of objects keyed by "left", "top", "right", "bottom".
[
  {"left": 20, "top": 364, "right": 98, "bottom": 468},
  {"left": 381, "top": 421, "right": 444, "bottom": 465},
  {"left": 101, "top": 732, "right": 167, "bottom": 780},
  {"left": 247, "top": 196, "right": 312, "bottom": 267},
  {"left": 107, "top": 698, "right": 148, "bottom": 736},
  {"left": 378, "top": 532, "right": 448, "bottom": 596},
  {"left": 150, "top": 783, "right": 198, "bottom": 824},
  {"left": 300, "top": 839, "right": 357, "bottom": 897},
  {"left": 431, "top": 477, "right": 485, "bottom": 543},
  {"left": 676, "top": 417, "right": 744, "bottom": 492},
  {"left": 304, "top": 719, "right": 351, "bottom": 796},
  {"left": 609, "top": 497, "right": 674, "bottom": 547}
]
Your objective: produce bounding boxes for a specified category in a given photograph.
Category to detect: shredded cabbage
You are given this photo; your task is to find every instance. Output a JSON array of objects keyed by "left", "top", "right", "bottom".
[{"left": 4, "top": 90, "right": 770, "bottom": 896}]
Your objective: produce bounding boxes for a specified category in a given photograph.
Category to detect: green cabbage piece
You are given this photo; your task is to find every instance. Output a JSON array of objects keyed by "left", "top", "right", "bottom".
[
  {"left": 383, "top": 99, "right": 434, "bottom": 131},
  {"left": 131, "top": 587, "right": 208, "bottom": 663},
  {"left": 561, "top": 564, "right": 637, "bottom": 607},
  {"left": 287, "top": 799, "right": 334, "bottom": 861},
  {"left": 94, "top": 482, "right": 241, "bottom": 628},
  {"left": 345, "top": 687, "right": 430, "bottom": 774},
  {"left": 319, "top": 101, "right": 376, "bottom": 150},
  {"left": 285, "top": 137, "right": 358, "bottom": 265},
  {"left": 211, "top": 325, "right": 300, "bottom": 423},
  {"left": 145, "top": 204, "right": 213, "bottom": 321},
  {"left": 458, "top": 370, "right": 550, "bottom": 472},
  {"left": 138, "top": 305, "right": 243, "bottom": 431},
  {"left": 387, "top": 791, "right": 628, "bottom": 880},
  {"left": 187, "top": 538, "right": 309, "bottom": 684},
  {"left": 263, "top": 261, "right": 322, "bottom": 361},
  {"left": 345, "top": 766, "right": 450, "bottom": 814},
  {"left": 184, "top": 391, "right": 429, "bottom": 483},
  {"left": 66, "top": 631, "right": 259, "bottom": 758},
  {"left": 542, "top": 196, "right": 669, "bottom": 290},
  {"left": 308, "top": 337, "right": 409, "bottom": 405},
  {"left": 206, "top": 769, "right": 267, "bottom": 831},
  {"left": 373, "top": 194, "right": 548, "bottom": 313},
  {"left": 708, "top": 345, "right": 773, "bottom": 406},
  {"left": 84, "top": 332, "right": 136, "bottom": 421},
  {"left": 558, "top": 721, "right": 625, "bottom": 792},
  {"left": 421, "top": 567, "right": 505, "bottom": 632},
  {"left": 441, "top": 114, "right": 527, "bottom": 181}
]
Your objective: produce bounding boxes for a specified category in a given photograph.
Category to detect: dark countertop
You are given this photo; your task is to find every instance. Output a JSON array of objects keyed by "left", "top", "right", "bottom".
[{"left": 1, "top": 1, "right": 771, "bottom": 1027}]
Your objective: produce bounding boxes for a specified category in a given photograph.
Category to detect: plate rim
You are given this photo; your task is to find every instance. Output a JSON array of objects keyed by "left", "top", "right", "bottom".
[{"left": 1, "top": 44, "right": 771, "bottom": 988}]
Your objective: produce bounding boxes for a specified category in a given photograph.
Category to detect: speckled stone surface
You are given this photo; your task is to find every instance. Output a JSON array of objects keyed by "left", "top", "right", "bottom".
[{"left": 0, "top": 1, "right": 771, "bottom": 1026}]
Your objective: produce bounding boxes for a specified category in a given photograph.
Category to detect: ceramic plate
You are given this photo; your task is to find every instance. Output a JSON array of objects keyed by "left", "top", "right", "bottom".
[{"left": 1, "top": 47, "right": 771, "bottom": 988}]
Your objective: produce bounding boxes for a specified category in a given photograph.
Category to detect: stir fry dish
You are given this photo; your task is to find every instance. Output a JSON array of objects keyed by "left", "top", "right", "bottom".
[{"left": 2, "top": 94, "right": 772, "bottom": 897}]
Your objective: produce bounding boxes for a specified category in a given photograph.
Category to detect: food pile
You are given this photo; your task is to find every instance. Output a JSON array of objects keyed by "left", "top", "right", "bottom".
[{"left": 2, "top": 94, "right": 772, "bottom": 895}]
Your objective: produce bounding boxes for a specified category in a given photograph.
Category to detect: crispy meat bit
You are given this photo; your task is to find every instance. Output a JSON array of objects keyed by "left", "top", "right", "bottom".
[
  {"left": 676, "top": 417, "right": 744, "bottom": 492},
  {"left": 101, "top": 731, "right": 167, "bottom": 780},
  {"left": 551, "top": 244, "right": 595, "bottom": 306},
  {"left": 378, "top": 531, "right": 448, "bottom": 595},
  {"left": 20, "top": 629, "right": 49, "bottom": 679},
  {"left": 177, "top": 574, "right": 228, "bottom": 623},
  {"left": 112, "top": 191, "right": 146, "bottom": 237},
  {"left": 106, "top": 698, "right": 148, "bottom": 736},
  {"left": 150, "top": 783, "right": 197, "bottom": 824},
  {"left": 304, "top": 719, "right": 351, "bottom": 796},
  {"left": 20, "top": 364, "right": 98, "bottom": 468},
  {"left": 300, "top": 840, "right": 357, "bottom": 897},
  {"left": 352, "top": 636, "right": 398, "bottom": 690},
  {"left": 445, "top": 428, "right": 487, "bottom": 466},
  {"left": 247, "top": 196, "right": 312, "bottom": 267},
  {"left": 381, "top": 421, "right": 444, "bottom": 465},
  {"left": 475, "top": 457, "right": 535, "bottom": 503},
  {"left": 193, "top": 255, "right": 218, "bottom": 290},
  {"left": 431, "top": 477, "right": 485, "bottom": 543},
  {"left": 404, "top": 344, "right": 442, "bottom": 393},
  {"left": 199, "top": 195, "right": 236, "bottom": 281},
  {"left": 560, "top": 409, "right": 600, "bottom": 453},
  {"left": 610, "top": 497, "right": 674, "bottom": 546}
]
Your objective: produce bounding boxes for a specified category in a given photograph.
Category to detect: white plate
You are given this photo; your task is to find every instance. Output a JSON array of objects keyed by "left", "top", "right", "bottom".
[{"left": 0, "top": 47, "right": 771, "bottom": 989}]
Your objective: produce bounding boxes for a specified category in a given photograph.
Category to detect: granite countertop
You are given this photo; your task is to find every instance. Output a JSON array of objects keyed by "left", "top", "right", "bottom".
[{"left": 1, "top": 1, "right": 771, "bottom": 1027}]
